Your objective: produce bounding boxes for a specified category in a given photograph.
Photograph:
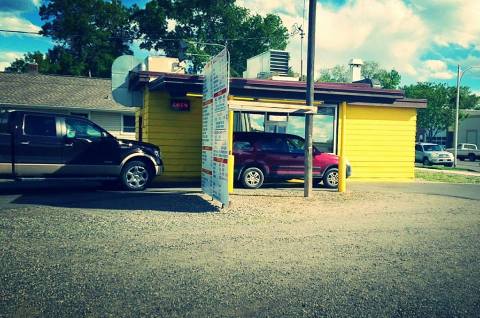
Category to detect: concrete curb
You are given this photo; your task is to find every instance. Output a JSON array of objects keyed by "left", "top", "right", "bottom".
[{"left": 415, "top": 167, "right": 480, "bottom": 177}]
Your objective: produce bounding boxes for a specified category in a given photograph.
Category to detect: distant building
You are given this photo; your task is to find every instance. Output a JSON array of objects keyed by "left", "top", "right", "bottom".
[
  {"left": 0, "top": 72, "right": 137, "bottom": 140},
  {"left": 459, "top": 110, "right": 480, "bottom": 146}
]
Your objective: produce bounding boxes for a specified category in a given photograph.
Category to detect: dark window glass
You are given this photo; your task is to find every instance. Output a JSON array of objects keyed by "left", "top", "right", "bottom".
[
  {"left": 415, "top": 145, "right": 422, "bottom": 151},
  {"left": 71, "top": 112, "right": 89, "bottom": 118},
  {"left": 0, "top": 111, "right": 9, "bottom": 133},
  {"left": 423, "top": 144, "right": 442, "bottom": 151},
  {"left": 258, "top": 137, "right": 288, "bottom": 152},
  {"left": 123, "top": 115, "right": 135, "bottom": 133},
  {"left": 234, "top": 141, "right": 253, "bottom": 152},
  {"left": 24, "top": 115, "right": 56, "bottom": 137},
  {"left": 66, "top": 118, "right": 103, "bottom": 139},
  {"left": 286, "top": 137, "right": 305, "bottom": 153}
]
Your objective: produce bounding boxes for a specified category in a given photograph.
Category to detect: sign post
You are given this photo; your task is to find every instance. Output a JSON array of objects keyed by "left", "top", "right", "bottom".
[{"left": 202, "top": 49, "right": 230, "bottom": 207}]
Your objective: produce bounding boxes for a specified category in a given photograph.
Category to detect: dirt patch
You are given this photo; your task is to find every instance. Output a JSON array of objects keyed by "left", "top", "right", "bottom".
[{"left": 1, "top": 188, "right": 479, "bottom": 317}]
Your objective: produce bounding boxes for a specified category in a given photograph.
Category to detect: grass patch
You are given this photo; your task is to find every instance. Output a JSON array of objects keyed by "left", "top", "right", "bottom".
[
  {"left": 415, "top": 164, "right": 474, "bottom": 172},
  {"left": 415, "top": 170, "right": 480, "bottom": 184}
]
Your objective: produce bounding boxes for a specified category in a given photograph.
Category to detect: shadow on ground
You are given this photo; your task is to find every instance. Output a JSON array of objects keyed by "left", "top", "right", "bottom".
[{"left": 0, "top": 181, "right": 218, "bottom": 213}]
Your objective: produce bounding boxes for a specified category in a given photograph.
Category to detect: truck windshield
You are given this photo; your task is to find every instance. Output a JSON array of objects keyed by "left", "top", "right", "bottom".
[{"left": 423, "top": 144, "right": 443, "bottom": 151}]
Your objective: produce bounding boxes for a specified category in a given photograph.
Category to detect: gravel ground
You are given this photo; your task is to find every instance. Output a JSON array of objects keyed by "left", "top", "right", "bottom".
[{"left": 1, "top": 188, "right": 479, "bottom": 317}]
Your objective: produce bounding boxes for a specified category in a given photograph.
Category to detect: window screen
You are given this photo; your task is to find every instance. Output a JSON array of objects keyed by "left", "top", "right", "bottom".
[
  {"left": 123, "top": 115, "right": 135, "bottom": 133},
  {"left": 24, "top": 115, "right": 56, "bottom": 137}
]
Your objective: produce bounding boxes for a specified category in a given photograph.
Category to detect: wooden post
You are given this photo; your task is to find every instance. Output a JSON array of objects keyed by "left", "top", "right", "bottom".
[
  {"left": 228, "top": 110, "right": 234, "bottom": 194},
  {"left": 338, "top": 101, "right": 347, "bottom": 193}
]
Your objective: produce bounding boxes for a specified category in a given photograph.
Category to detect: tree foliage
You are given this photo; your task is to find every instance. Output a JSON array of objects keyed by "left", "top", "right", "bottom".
[
  {"left": 403, "top": 82, "right": 479, "bottom": 139},
  {"left": 7, "top": 0, "right": 133, "bottom": 77},
  {"left": 317, "top": 61, "right": 401, "bottom": 89},
  {"left": 132, "top": 0, "right": 289, "bottom": 75}
]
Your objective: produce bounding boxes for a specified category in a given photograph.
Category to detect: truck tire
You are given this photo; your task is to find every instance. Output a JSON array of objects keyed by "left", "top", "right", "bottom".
[
  {"left": 423, "top": 157, "right": 431, "bottom": 166},
  {"left": 241, "top": 167, "right": 264, "bottom": 189},
  {"left": 120, "top": 160, "right": 151, "bottom": 191},
  {"left": 468, "top": 153, "right": 476, "bottom": 162},
  {"left": 322, "top": 168, "right": 339, "bottom": 189}
]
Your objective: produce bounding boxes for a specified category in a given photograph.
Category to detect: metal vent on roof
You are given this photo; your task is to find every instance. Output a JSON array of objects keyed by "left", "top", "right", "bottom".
[{"left": 270, "top": 51, "right": 289, "bottom": 76}]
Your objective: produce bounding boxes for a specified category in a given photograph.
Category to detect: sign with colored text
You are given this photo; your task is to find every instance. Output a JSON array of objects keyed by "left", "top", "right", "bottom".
[{"left": 201, "top": 48, "right": 229, "bottom": 206}]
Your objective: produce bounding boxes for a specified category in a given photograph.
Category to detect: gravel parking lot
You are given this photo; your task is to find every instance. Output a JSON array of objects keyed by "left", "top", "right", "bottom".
[{"left": 1, "top": 184, "right": 479, "bottom": 317}]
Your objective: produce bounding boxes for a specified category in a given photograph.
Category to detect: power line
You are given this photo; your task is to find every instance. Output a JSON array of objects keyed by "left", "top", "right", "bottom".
[
  {"left": 0, "top": 29, "right": 41, "bottom": 35},
  {"left": 0, "top": 28, "right": 293, "bottom": 42}
]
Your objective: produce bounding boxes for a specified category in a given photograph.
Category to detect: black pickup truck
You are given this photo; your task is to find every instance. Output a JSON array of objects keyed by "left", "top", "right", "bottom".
[{"left": 0, "top": 110, "right": 163, "bottom": 190}]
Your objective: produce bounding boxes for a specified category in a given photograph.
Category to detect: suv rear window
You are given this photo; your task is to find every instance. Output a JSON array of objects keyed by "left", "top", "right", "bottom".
[
  {"left": 258, "top": 136, "right": 288, "bottom": 152},
  {"left": 24, "top": 115, "right": 56, "bottom": 137},
  {"left": 234, "top": 141, "right": 253, "bottom": 152}
]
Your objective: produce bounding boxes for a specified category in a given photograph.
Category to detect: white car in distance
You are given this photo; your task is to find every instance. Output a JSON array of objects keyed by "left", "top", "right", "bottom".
[
  {"left": 415, "top": 142, "right": 454, "bottom": 167},
  {"left": 446, "top": 143, "right": 479, "bottom": 162}
]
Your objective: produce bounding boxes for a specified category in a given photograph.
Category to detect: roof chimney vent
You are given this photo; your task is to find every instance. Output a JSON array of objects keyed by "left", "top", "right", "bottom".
[{"left": 349, "top": 58, "right": 363, "bottom": 82}]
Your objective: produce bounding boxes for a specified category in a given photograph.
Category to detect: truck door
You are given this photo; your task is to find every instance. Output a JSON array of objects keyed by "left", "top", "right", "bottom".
[
  {"left": 14, "top": 113, "right": 64, "bottom": 177},
  {"left": 61, "top": 117, "right": 119, "bottom": 176}
]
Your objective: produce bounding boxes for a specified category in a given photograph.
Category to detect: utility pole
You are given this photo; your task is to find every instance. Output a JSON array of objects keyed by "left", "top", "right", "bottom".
[
  {"left": 454, "top": 64, "right": 460, "bottom": 167},
  {"left": 304, "top": 0, "right": 316, "bottom": 197}
]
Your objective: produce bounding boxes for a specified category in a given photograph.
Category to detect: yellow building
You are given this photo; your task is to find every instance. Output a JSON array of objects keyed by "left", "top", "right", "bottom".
[{"left": 130, "top": 72, "right": 426, "bottom": 183}]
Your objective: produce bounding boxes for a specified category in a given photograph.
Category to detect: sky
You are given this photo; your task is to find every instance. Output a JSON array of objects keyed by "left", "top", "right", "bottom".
[{"left": 0, "top": 0, "right": 479, "bottom": 93}]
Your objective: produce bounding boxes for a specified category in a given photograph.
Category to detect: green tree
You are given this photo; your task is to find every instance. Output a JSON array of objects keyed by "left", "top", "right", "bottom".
[
  {"left": 403, "top": 82, "right": 479, "bottom": 139},
  {"left": 317, "top": 65, "right": 349, "bottom": 83},
  {"left": 5, "top": 51, "right": 52, "bottom": 73},
  {"left": 132, "top": 0, "right": 289, "bottom": 75},
  {"left": 7, "top": 0, "right": 133, "bottom": 77},
  {"left": 317, "top": 61, "right": 401, "bottom": 89}
]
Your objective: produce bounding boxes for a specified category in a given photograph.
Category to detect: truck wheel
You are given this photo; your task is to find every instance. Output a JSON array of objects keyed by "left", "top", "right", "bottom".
[
  {"left": 121, "top": 160, "right": 151, "bottom": 191},
  {"left": 241, "top": 167, "right": 264, "bottom": 189},
  {"left": 444, "top": 163, "right": 453, "bottom": 167},
  {"left": 423, "top": 157, "right": 431, "bottom": 166},
  {"left": 323, "top": 168, "right": 339, "bottom": 189},
  {"left": 459, "top": 157, "right": 465, "bottom": 161},
  {"left": 468, "top": 153, "right": 476, "bottom": 162}
]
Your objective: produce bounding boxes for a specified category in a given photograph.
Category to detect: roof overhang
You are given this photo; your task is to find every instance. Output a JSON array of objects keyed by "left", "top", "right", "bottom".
[{"left": 129, "top": 71, "right": 427, "bottom": 108}]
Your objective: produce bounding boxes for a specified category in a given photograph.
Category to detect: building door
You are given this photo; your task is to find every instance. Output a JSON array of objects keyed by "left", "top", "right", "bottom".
[{"left": 466, "top": 129, "right": 478, "bottom": 145}]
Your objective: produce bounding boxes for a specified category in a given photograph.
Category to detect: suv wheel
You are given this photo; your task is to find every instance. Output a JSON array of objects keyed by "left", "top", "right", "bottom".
[
  {"left": 241, "top": 167, "right": 264, "bottom": 189},
  {"left": 121, "top": 160, "right": 151, "bottom": 191},
  {"left": 423, "top": 157, "right": 431, "bottom": 166},
  {"left": 468, "top": 153, "right": 476, "bottom": 162},
  {"left": 323, "top": 168, "right": 339, "bottom": 189}
]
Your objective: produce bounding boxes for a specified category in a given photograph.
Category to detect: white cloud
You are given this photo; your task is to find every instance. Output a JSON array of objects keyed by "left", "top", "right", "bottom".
[
  {"left": 418, "top": 59, "right": 455, "bottom": 80},
  {"left": 0, "top": 51, "right": 23, "bottom": 71},
  {"left": 0, "top": 13, "right": 41, "bottom": 34},
  {"left": 240, "top": 0, "right": 479, "bottom": 84},
  {"left": 410, "top": 0, "right": 480, "bottom": 49}
]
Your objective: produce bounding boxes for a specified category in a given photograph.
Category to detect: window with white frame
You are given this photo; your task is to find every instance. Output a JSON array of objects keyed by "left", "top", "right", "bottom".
[{"left": 122, "top": 115, "right": 135, "bottom": 133}]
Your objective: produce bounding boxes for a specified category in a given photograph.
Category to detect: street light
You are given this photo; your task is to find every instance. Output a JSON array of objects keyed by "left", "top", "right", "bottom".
[{"left": 453, "top": 64, "right": 480, "bottom": 167}]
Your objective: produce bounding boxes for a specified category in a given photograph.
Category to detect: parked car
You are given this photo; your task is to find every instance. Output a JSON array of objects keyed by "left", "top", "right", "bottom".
[
  {"left": 0, "top": 110, "right": 163, "bottom": 190},
  {"left": 233, "top": 132, "right": 351, "bottom": 189},
  {"left": 446, "top": 143, "right": 479, "bottom": 162},
  {"left": 415, "top": 142, "right": 454, "bottom": 167}
]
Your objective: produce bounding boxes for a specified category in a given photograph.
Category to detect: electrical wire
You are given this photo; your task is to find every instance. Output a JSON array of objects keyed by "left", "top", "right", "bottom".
[{"left": 0, "top": 29, "right": 41, "bottom": 35}]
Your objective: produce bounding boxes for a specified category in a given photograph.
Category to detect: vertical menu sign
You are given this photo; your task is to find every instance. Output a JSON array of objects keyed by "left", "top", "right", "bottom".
[
  {"left": 201, "top": 60, "right": 213, "bottom": 197},
  {"left": 202, "top": 49, "right": 229, "bottom": 206}
]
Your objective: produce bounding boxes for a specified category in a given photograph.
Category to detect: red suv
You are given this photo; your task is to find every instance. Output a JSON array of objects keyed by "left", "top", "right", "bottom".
[{"left": 233, "top": 132, "right": 351, "bottom": 189}]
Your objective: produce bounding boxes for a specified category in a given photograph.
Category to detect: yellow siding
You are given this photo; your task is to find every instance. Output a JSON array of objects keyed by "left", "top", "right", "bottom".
[
  {"left": 142, "top": 89, "right": 202, "bottom": 182},
  {"left": 339, "top": 105, "right": 417, "bottom": 181}
]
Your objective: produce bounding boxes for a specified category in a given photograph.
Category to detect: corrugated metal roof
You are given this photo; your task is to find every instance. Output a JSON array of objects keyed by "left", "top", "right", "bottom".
[{"left": 0, "top": 72, "right": 136, "bottom": 112}]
